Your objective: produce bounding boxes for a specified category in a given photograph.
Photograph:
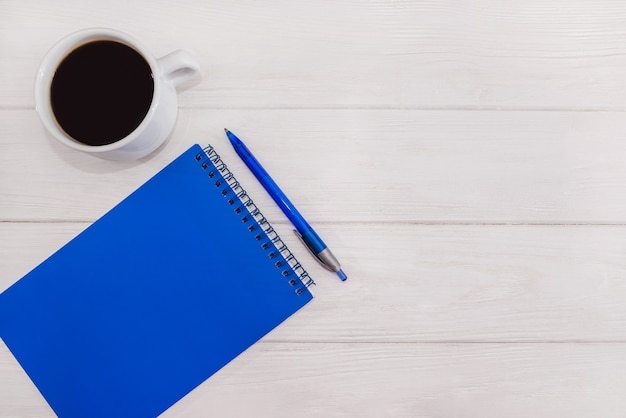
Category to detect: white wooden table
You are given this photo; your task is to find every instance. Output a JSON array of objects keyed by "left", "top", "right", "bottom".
[{"left": 2, "top": 1, "right": 626, "bottom": 416}]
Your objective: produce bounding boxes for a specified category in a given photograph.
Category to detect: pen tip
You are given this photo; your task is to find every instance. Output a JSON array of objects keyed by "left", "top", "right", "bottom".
[
  {"left": 224, "top": 128, "right": 229, "bottom": 133},
  {"left": 337, "top": 269, "right": 348, "bottom": 281}
]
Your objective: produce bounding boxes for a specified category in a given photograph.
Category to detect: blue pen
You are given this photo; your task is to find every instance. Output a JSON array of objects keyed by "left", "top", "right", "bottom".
[{"left": 225, "top": 129, "right": 347, "bottom": 281}]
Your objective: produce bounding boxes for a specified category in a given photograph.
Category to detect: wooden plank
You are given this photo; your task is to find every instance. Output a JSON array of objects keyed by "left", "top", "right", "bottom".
[
  {"left": 2, "top": 109, "right": 626, "bottom": 223},
  {"left": 3, "top": 0, "right": 626, "bottom": 109},
  {"left": 3, "top": 222, "right": 626, "bottom": 342},
  {"left": 1, "top": 341, "right": 625, "bottom": 417},
  {"left": 164, "top": 342, "right": 626, "bottom": 418}
]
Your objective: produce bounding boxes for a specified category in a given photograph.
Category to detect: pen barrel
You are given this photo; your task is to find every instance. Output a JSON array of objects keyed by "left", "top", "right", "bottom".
[
  {"left": 300, "top": 228, "right": 327, "bottom": 254},
  {"left": 228, "top": 135, "right": 310, "bottom": 231},
  {"left": 301, "top": 229, "right": 342, "bottom": 273},
  {"left": 256, "top": 172, "right": 313, "bottom": 232},
  {"left": 227, "top": 131, "right": 342, "bottom": 273}
]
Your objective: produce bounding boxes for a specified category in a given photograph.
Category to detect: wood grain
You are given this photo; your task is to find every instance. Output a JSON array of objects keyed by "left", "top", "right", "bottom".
[
  {"left": 3, "top": 1, "right": 626, "bottom": 109},
  {"left": 163, "top": 342, "right": 626, "bottom": 418},
  {"left": 2, "top": 341, "right": 625, "bottom": 418},
  {"left": 2, "top": 109, "right": 626, "bottom": 223},
  {"left": 3, "top": 222, "right": 626, "bottom": 342}
]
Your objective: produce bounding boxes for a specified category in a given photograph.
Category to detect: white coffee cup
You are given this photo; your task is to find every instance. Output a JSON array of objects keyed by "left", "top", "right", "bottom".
[{"left": 35, "top": 28, "right": 200, "bottom": 161}]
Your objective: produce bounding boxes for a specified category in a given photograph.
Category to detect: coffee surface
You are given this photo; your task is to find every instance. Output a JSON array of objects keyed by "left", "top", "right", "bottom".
[{"left": 51, "top": 41, "right": 154, "bottom": 146}]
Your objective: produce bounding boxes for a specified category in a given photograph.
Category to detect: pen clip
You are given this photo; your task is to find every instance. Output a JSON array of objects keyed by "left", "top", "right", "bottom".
[{"left": 293, "top": 230, "right": 335, "bottom": 272}]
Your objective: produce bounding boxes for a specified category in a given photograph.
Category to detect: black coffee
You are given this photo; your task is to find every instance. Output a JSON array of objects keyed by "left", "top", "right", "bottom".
[{"left": 50, "top": 41, "right": 154, "bottom": 146}]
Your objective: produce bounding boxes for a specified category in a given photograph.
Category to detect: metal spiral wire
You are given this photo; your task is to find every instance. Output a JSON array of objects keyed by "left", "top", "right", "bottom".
[{"left": 195, "top": 145, "right": 314, "bottom": 294}]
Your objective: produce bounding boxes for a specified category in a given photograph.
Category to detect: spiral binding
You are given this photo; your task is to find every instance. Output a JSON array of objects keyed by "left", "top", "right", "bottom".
[{"left": 195, "top": 145, "right": 315, "bottom": 295}]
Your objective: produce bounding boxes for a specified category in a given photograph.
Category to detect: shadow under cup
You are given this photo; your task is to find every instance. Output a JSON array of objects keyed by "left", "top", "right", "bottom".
[{"left": 50, "top": 40, "right": 155, "bottom": 147}]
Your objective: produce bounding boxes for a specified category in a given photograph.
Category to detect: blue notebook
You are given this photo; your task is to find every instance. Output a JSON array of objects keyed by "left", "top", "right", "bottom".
[{"left": 0, "top": 144, "right": 314, "bottom": 417}]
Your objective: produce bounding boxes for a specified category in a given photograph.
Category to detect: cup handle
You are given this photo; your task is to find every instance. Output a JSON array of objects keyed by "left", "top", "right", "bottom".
[{"left": 157, "top": 50, "right": 201, "bottom": 88}]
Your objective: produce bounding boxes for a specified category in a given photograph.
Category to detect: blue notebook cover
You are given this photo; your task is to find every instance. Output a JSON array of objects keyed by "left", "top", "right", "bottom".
[{"left": 0, "top": 144, "right": 314, "bottom": 417}]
